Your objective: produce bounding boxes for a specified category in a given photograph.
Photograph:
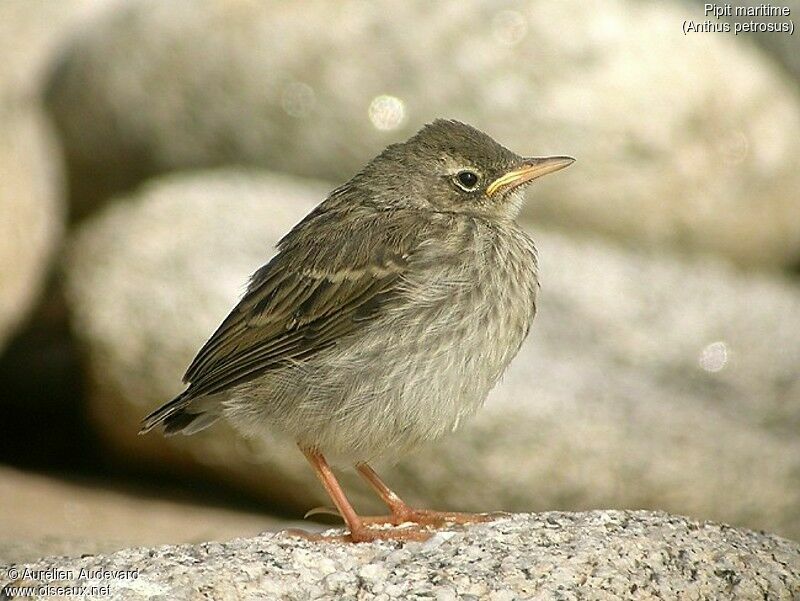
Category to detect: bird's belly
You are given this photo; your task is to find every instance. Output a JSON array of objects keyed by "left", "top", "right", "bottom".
[{"left": 298, "top": 267, "right": 534, "bottom": 460}]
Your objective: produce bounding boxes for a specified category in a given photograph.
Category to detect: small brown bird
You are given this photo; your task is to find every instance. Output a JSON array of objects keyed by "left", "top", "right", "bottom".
[{"left": 141, "top": 119, "right": 573, "bottom": 542}]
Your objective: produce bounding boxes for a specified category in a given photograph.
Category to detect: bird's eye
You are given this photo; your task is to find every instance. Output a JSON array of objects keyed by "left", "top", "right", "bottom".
[{"left": 454, "top": 170, "right": 480, "bottom": 191}]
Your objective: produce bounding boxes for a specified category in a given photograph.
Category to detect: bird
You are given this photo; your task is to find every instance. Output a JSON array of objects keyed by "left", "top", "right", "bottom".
[{"left": 141, "top": 119, "right": 574, "bottom": 542}]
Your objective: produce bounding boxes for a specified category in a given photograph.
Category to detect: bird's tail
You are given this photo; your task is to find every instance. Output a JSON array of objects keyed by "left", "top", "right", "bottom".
[{"left": 139, "top": 390, "right": 221, "bottom": 436}]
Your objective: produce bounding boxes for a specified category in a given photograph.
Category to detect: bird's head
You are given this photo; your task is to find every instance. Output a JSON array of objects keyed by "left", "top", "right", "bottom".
[{"left": 358, "top": 119, "right": 574, "bottom": 221}]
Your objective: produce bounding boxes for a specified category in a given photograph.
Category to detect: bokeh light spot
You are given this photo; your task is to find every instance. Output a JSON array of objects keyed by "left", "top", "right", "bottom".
[
  {"left": 492, "top": 10, "right": 528, "bottom": 47},
  {"left": 368, "top": 95, "right": 406, "bottom": 131},
  {"left": 718, "top": 130, "right": 749, "bottom": 165},
  {"left": 281, "top": 82, "right": 315, "bottom": 118},
  {"left": 699, "top": 341, "right": 729, "bottom": 372}
]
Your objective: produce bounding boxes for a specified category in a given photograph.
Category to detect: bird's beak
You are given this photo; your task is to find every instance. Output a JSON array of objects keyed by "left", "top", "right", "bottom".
[{"left": 486, "top": 156, "right": 575, "bottom": 197}]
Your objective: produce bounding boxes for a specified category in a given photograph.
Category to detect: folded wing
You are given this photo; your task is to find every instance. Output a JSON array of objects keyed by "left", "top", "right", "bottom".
[{"left": 182, "top": 207, "right": 418, "bottom": 400}]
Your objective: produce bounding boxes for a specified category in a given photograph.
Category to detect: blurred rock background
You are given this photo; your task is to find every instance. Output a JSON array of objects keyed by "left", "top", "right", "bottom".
[{"left": 1, "top": 0, "right": 798, "bottom": 563}]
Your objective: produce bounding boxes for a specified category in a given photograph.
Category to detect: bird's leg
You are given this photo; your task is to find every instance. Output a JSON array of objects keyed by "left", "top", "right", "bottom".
[
  {"left": 356, "top": 462, "right": 502, "bottom": 527},
  {"left": 356, "top": 462, "right": 416, "bottom": 524},
  {"left": 290, "top": 446, "right": 431, "bottom": 543}
]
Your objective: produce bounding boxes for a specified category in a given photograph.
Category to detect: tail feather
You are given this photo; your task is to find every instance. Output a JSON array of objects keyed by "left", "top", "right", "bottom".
[{"left": 139, "top": 391, "right": 221, "bottom": 436}]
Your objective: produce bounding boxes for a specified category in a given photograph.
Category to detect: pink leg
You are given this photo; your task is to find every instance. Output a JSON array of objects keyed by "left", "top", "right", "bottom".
[
  {"left": 291, "top": 446, "right": 432, "bottom": 543},
  {"left": 356, "top": 463, "right": 503, "bottom": 527}
]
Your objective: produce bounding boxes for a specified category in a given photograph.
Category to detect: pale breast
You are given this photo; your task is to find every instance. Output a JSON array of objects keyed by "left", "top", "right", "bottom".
[
  {"left": 415, "top": 220, "right": 539, "bottom": 419},
  {"left": 321, "top": 218, "right": 539, "bottom": 456}
]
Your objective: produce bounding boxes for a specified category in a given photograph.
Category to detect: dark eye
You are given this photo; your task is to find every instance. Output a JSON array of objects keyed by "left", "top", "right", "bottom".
[{"left": 454, "top": 170, "right": 480, "bottom": 191}]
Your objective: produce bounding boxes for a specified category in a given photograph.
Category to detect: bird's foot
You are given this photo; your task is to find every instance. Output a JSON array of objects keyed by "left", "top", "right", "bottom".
[
  {"left": 283, "top": 523, "right": 433, "bottom": 543},
  {"left": 362, "top": 508, "right": 508, "bottom": 527},
  {"left": 301, "top": 503, "right": 507, "bottom": 529}
]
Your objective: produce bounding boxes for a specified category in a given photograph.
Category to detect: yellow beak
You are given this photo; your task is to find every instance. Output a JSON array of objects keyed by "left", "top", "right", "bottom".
[{"left": 486, "top": 156, "right": 575, "bottom": 197}]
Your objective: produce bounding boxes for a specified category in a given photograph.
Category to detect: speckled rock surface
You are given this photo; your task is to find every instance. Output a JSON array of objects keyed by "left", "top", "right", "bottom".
[
  {"left": 46, "top": 0, "right": 800, "bottom": 266},
  {"left": 65, "top": 170, "right": 800, "bottom": 539},
  {"left": 2, "top": 512, "right": 798, "bottom": 600}
]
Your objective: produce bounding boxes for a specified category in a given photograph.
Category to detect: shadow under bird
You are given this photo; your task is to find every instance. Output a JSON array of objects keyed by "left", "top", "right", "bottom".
[{"left": 141, "top": 119, "right": 574, "bottom": 542}]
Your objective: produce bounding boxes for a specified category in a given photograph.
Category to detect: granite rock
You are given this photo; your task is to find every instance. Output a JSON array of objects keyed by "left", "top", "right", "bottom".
[
  {"left": 0, "top": 464, "right": 304, "bottom": 565},
  {"left": 46, "top": 0, "right": 800, "bottom": 266},
  {"left": 3, "top": 512, "right": 798, "bottom": 600},
  {"left": 0, "top": 107, "right": 64, "bottom": 352},
  {"left": 0, "top": 0, "right": 115, "bottom": 350},
  {"left": 0, "top": 0, "right": 113, "bottom": 105},
  {"left": 64, "top": 170, "right": 800, "bottom": 540}
]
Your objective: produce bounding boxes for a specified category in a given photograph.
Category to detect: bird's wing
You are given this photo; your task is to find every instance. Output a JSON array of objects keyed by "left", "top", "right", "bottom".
[{"left": 181, "top": 207, "right": 419, "bottom": 399}]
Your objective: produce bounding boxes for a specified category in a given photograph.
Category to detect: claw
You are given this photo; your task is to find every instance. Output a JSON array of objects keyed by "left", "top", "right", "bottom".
[{"left": 304, "top": 506, "right": 342, "bottom": 519}]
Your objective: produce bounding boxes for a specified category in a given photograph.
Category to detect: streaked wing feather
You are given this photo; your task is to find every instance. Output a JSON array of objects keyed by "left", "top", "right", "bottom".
[
  {"left": 185, "top": 271, "right": 399, "bottom": 398},
  {"left": 182, "top": 208, "right": 416, "bottom": 399}
]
